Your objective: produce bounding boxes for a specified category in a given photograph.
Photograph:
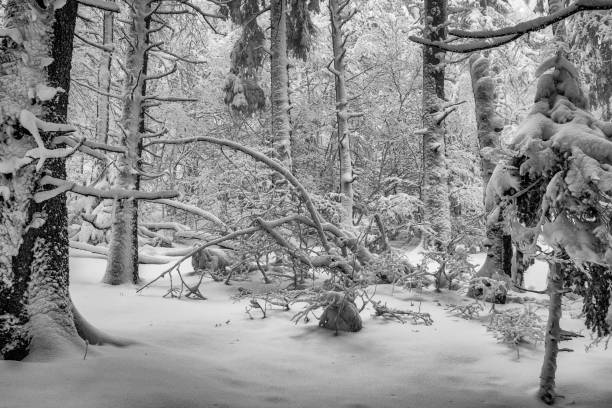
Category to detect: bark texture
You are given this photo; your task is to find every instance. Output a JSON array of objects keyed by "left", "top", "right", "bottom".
[
  {"left": 421, "top": 0, "right": 451, "bottom": 248},
  {"left": 538, "top": 261, "right": 564, "bottom": 404},
  {"left": 329, "top": 0, "right": 353, "bottom": 227},
  {"left": 0, "top": 0, "right": 81, "bottom": 360},
  {"left": 103, "top": 0, "right": 149, "bottom": 285},
  {"left": 270, "top": 0, "right": 293, "bottom": 169},
  {"left": 91, "top": 1, "right": 114, "bottom": 182},
  {"left": 469, "top": 54, "right": 511, "bottom": 279}
]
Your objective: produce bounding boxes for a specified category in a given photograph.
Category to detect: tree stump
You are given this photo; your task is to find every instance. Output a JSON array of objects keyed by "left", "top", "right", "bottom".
[
  {"left": 467, "top": 277, "right": 508, "bottom": 304},
  {"left": 319, "top": 297, "right": 363, "bottom": 333}
]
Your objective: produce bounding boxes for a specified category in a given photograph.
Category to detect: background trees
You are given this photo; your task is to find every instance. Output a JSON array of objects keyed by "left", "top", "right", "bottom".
[{"left": 2, "top": 1, "right": 612, "bottom": 404}]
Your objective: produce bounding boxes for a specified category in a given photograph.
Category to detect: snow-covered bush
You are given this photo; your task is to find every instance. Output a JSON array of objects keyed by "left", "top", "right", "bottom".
[{"left": 487, "top": 306, "right": 545, "bottom": 354}]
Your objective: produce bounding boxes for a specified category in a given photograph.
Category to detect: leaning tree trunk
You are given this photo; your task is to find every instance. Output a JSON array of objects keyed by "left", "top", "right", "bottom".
[
  {"left": 469, "top": 54, "right": 511, "bottom": 279},
  {"left": 329, "top": 0, "right": 353, "bottom": 227},
  {"left": 270, "top": 0, "right": 293, "bottom": 170},
  {"left": 539, "top": 260, "right": 564, "bottom": 404},
  {"left": 421, "top": 0, "right": 451, "bottom": 248},
  {"left": 103, "top": 0, "right": 149, "bottom": 285},
  {"left": 0, "top": 0, "right": 84, "bottom": 360}
]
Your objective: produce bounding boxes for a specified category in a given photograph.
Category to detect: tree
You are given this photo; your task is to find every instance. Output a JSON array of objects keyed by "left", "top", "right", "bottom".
[
  {"left": 102, "top": 0, "right": 151, "bottom": 285},
  {"left": 0, "top": 0, "right": 128, "bottom": 360},
  {"left": 269, "top": 0, "right": 293, "bottom": 169},
  {"left": 469, "top": 53, "right": 512, "bottom": 280},
  {"left": 420, "top": 0, "right": 452, "bottom": 248},
  {"left": 92, "top": 0, "right": 115, "bottom": 182},
  {"left": 328, "top": 0, "right": 358, "bottom": 227}
]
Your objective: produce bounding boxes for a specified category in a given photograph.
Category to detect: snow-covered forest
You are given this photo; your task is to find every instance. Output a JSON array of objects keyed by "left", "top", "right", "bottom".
[{"left": 1, "top": 0, "right": 612, "bottom": 406}]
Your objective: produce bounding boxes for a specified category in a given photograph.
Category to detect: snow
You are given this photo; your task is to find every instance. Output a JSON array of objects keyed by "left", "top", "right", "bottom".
[{"left": 1, "top": 254, "right": 611, "bottom": 408}]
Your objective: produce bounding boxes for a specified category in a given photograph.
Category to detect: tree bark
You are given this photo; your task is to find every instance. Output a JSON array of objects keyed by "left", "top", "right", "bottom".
[
  {"left": 538, "top": 261, "right": 564, "bottom": 404},
  {"left": 0, "top": 0, "right": 82, "bottom": 360},
  {"left": 329, "top": 0, "right": 354, "bottom": 228},
  {"left": 103, "top": 0, "right": 150, "bottom": 285},
  {"left": 91, "top": 0, "right": 114, "bottom": 183},
  {"left": 270, "top": 0, "right": 293, "bottom": 170},
  {"left": 469, "top": 53, "right": 511, "bottom": 278},
  {"left": 421, "top": 0, "right": 451, "bottom": 248}
]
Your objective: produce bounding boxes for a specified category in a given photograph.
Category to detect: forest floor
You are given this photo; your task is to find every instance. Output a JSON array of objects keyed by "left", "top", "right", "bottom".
[{"left": 1, "top": 251, "right": 612, "bottom": 408}]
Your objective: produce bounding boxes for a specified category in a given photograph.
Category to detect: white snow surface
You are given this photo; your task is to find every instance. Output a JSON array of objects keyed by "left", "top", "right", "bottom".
[{"left": 1, "top": 254, "right": 611, "bottom": 408}]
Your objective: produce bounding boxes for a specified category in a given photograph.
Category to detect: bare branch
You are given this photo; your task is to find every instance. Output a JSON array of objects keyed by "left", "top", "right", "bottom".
[
  {"left": 144, "top": 64, "right": 177, "bottom": 81},
  {"left": 151, "top": 47, "right": 207, "bottom": 64},
  {"left": 77, "top": 0, "right": 121, "bottom": 12},
  {"left": 72, "top": 78, "right": 123, "bottom": 99},
  {"left": 145, "top": 95, "right": 198, "bottom": 102},
  {"left": 74, "top": 32, "right": 114, "bottom": 53}
]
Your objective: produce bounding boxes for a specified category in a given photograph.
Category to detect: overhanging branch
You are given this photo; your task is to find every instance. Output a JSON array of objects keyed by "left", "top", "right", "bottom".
[{"left": 409, "top": 0, "right": 612, "bottom": 53}]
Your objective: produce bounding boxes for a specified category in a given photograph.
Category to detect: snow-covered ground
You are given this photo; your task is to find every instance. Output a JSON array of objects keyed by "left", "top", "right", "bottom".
[{"left": 1, "top": 255, "right": 611, "bottom": 408}]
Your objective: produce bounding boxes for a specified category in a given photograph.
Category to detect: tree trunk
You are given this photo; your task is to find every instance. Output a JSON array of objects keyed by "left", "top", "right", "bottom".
[
  {"left": 270, "top": 0, "right": 293, "bottom": 170},
  {"left": 103, "top": 0, "right": 149, "bottom": 285},
  {"left": 421, "top": 0, "right": 451, "bottom": 248},
  {"left": 469, "top": 54, "right": 511, "bottom": 278},
  {"left": 91, "top": 0, "right": 114, "bottom": 183},
  {"left": 329, "top": 0, "right": 353, "bottom": 227},
  {"left": 0, "top": 0, "right": 82, "bottom": 360},
  {"left": 538, "top": 261, "right": 564, "bottom": 404}
]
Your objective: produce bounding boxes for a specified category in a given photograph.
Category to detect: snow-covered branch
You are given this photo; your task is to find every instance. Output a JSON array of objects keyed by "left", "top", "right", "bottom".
[
  {"left": 409, "top": 0, "right": 612, "bottom": 53},
  {"left": 449, "top": 0, "right": 612, "bottom": 39},
  {"left": 150, "top": 199, "right": 226, "bottom": 229},
  {"left": 53, "top": 135, "right": 127, "bottom": 156},
  {"left": 144, "top": 136, "right": 331, "bottom": 251},
  {"left": 35, "top": 176, "right": 179, "bottom": 203},
  {"left": 69, "top": 241, "right": 173, "bottom": 264},
  {"left": 409, "top": 34, "right": 521, "bottom": 54}
]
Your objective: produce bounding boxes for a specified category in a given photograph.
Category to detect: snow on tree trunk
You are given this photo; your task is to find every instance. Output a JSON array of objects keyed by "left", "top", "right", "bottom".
[
  {"left": 421, "top": 0, "right": 451, "bottom": 248},
  {"left": 91, "top": 0, "right": 114, "bottom": 183},
  {"left": 270, "top": 0, "right": 293, "bottom": 170},
  {"left": 329, "top": 0, "right": 353, "bottom": 228},
  {"left": 0, "top": 0, "right": 82, "bottom": 360},
  {"left": 538, "top": 261, "right": 564, "bottom": 404},
  {"left": 469, "top": 54, "right": 510, "bottom": 279},
  {"left": 103, "top": 0, "right": 150, "bottom": 285}
]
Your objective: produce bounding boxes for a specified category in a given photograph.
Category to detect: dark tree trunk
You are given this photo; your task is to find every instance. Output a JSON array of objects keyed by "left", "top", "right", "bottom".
[{"left": 1, "top": 0, "right": 81, "bottom": 360}]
